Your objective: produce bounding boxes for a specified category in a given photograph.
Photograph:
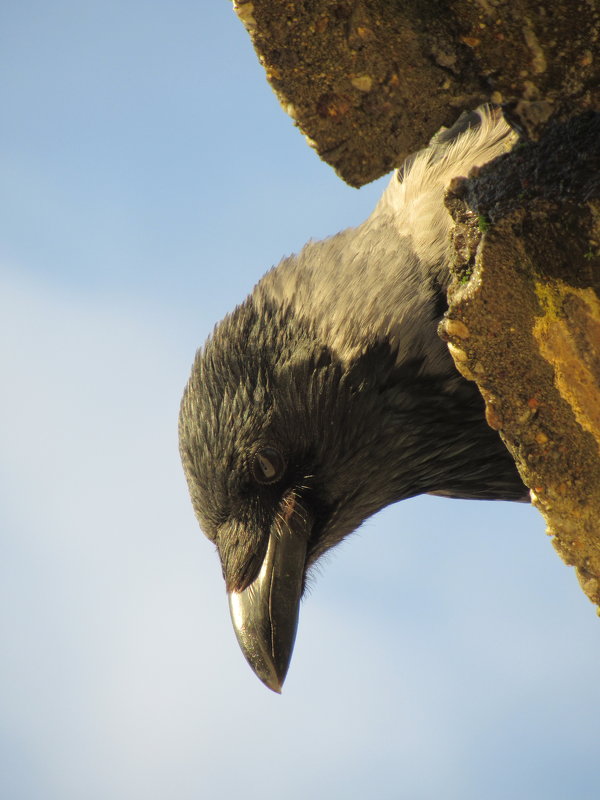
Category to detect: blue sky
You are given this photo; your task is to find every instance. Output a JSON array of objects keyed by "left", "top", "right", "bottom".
[{"left": 1, "top": 3, "right": 599, "bottom": 799}]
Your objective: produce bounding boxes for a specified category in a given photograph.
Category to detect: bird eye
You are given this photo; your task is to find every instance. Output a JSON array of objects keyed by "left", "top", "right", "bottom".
[{"left": 251, "top": 447, "right": 285, "bottom": 485}]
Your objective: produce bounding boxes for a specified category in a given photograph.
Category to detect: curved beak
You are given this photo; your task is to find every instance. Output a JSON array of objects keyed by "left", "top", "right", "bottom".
[{"left": 227, "top": 499, "right": 312, "bottom": 693}]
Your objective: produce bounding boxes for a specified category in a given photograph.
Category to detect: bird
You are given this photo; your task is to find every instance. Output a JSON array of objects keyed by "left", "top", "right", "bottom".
[{"left": 178, "top": 106, "right": 528, "bottom": 693}]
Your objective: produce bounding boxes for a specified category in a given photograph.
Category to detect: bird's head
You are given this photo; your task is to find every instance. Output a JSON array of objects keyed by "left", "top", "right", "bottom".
[
  {"left": 179, "top": 295, "right": 415, "bottom": 691},
  {"left": 179, "top": 286, "right": 526, "bottom": 692},
  {"left": 179, "top": 107, "right": 527, "bottom": 693}
]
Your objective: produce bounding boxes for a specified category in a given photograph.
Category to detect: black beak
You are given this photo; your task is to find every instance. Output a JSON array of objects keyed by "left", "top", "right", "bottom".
[{"left": 227, "top": 498, "right": 312, "bottom": 693}]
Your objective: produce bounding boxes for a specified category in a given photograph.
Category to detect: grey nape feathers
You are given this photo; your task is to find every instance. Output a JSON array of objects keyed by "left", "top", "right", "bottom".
[{"left": 179, "top": 107, "right": 527, "bottom": 692}]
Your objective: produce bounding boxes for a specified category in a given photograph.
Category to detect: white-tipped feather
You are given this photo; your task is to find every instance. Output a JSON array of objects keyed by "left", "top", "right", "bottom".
[{"left": 376, "top": 106, "right": 515, "bottom": 263}]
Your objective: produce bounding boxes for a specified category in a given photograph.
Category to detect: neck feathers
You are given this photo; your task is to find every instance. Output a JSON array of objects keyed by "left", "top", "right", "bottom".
[{"left": 257, "top": 107, "right": 515, "bottom": 376}]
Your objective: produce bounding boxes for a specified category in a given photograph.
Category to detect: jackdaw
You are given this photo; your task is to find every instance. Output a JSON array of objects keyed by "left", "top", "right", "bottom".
[{"left": 179, "top": 107, "right": 527, "bottom": 693}]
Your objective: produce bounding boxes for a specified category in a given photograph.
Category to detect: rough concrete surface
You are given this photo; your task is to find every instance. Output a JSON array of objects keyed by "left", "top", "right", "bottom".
[
  {"left": 441, "top": 113, "right": 600, "bottom": 607},
  {"left": 233, "top": 0, "right": 599, "bottom": 186}
]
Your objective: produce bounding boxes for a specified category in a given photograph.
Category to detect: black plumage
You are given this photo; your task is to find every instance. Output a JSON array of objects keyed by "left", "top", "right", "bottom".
[{"left": 178, "top": 108, "right": 527, "bottom": 692}]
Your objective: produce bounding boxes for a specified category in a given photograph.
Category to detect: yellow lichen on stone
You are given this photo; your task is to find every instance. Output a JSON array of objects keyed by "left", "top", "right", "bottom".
[{"left": 533, "top": 280, "right": 600, "bottom": 449}]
